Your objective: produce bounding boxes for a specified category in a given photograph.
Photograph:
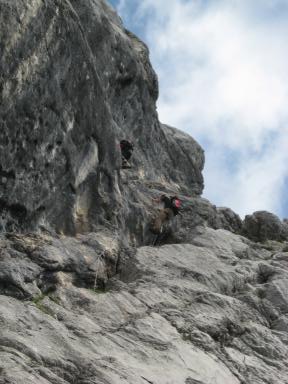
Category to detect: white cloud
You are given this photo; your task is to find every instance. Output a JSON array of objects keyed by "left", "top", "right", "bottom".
[
  {"left": 115, "top": 0, "right": 129, "bottom": 17},
  {"left": 204, "top": 134, "right": 288, "bottom": 215},
  {"left": 115, "top": 0, "right": 288, "bottom": 218}
]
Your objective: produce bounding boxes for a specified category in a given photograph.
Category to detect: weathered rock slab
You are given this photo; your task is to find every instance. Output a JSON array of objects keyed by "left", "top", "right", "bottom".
[{"left": 0, "top": 227, "right": 287, "bottom": 383}]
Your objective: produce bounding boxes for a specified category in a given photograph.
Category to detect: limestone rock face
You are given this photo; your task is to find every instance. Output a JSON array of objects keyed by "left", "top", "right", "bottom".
[
  {"left": 0, "top": 1, "right": 288, "bottom": 384},
  {"left": 216, "top": 207, "right": 243, "bottom": 234},
  {"left": 1, "top": 228, "right": 288, "bottom": 383},
  {"left": 243, "top": 211, "right": 288, "bottom": 242},
  {"left": 0, "top": 0, "right": 204, "bottom": 235}
]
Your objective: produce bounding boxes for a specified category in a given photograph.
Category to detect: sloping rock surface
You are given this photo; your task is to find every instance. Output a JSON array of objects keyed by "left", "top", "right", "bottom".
[{"left": 1, "top": 228, "right": 288, "bottom": 383}]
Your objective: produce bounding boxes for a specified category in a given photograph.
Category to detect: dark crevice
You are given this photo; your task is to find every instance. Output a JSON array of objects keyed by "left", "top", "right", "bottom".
[
  {"left": 0, "top": 165, "right": 16, "bottom": 179},
  {"left": 0, "top": 281, "right": 28, "bottom": 300},
  {"left": 141, "top": 377, "right": 154, "bottom": 384},
  {"left": 0, "top": 199, "right": 27, "bottom": 220}
]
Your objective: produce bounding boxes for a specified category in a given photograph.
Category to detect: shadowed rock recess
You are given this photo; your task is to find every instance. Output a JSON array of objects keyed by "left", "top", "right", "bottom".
[{"left": 0, "top": 1, "right": 288, "bottom": 383}]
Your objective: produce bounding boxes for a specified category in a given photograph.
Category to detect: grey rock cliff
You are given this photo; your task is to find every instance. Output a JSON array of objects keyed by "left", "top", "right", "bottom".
[
  {"left": 0, "top": 1, "right": 288, "bottom": 383},
  {"left": 243, "top": 211, "right": 288, "bottom": 242},
  {"left": 0, "top": 0, "right": 204, "bottom": 235}
]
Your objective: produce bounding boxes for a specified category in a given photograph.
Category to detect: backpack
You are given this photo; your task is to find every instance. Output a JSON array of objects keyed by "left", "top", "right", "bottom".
[
  {"left": 170, "top": 196, "right": 181, "bottom": 213},
  {"left": 120, "top": 140, "right": 133, "bottom": 151}
]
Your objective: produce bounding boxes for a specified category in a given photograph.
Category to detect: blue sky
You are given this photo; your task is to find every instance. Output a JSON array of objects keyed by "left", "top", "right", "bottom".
[{"left": 108, "top": 0, "right": 288, "bottom": 219}]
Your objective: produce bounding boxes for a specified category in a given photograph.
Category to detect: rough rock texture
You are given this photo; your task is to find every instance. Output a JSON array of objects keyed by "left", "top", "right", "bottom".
[
  {"left": 216, "top": 207, "right": 243, "bottom": 234},
  {"left": 0, "top": 0, "right": 204, "bottom": 235},
  {"left": 1, "top": 228, "right": 288, "bottom": 383},
  {"left": 243, "top": 211, "right": 288, "bottom": 242},
  {"left": 0, "top": 1, "right": 288, "bottom": 383}
]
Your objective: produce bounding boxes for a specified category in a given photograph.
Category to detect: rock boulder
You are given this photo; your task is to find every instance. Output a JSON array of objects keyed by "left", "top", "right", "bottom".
[{"left": 243, "top": 211, "right": 288, "bottom": 242}]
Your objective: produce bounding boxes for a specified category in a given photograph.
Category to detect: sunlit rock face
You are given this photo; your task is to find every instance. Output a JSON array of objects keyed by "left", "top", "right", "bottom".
[
  {"left": 0, "top": 1, "right": 287, "bottom": 384},
  {"left": 1, "top": 228, "right": 288, "bottom": 384}
]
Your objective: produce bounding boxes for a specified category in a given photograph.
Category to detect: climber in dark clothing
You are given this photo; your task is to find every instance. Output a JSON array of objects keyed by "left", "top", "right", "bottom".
[
  {"left": 150, "top": 194, "right": 181, "bottom": 234},
  {"left": 120, "top": 139, "right": 134, "bottom": 168}
]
